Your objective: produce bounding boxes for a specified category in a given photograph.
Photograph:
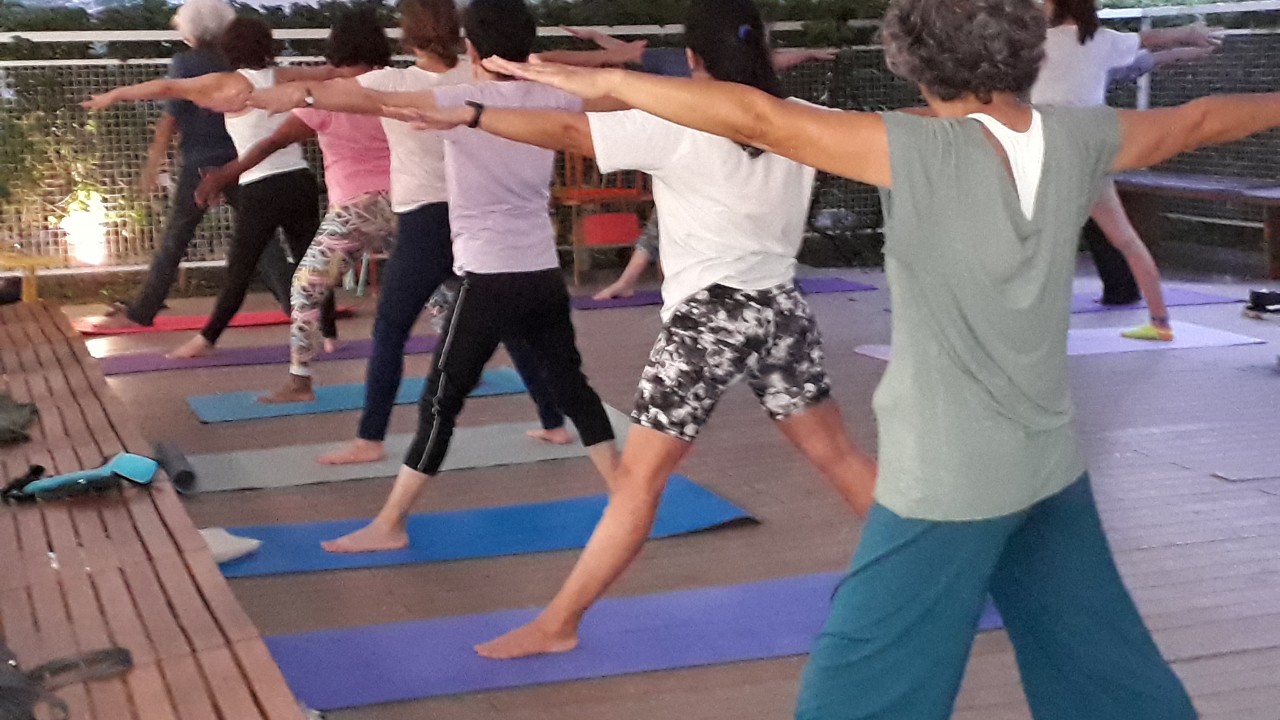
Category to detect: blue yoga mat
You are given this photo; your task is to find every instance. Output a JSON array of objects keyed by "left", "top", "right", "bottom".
[
  {"left": 221, "top": 474, "right": 752, "bottom": 578},
  {"left": 266, "top": 572, "right": 1002, "bottom": 710},
  {"left": 188, "top": 366, "right": 525, "bottom": 423}
]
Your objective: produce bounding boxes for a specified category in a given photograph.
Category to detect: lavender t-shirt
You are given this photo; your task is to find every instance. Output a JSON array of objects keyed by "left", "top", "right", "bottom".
[{"left": 432, "top": 81, "right": 583, "bottom": 274}]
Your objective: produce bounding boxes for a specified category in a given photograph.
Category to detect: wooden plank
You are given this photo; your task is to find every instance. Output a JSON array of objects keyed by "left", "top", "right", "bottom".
[
  {"left": 197, "top": 646, "right": 267, "bottom": 720},
  {"left": 149, "top": 481, "right": 208, "bottom": 556},
  {"left": 124, "top": 663, "right": 181, "bottom": 720},
  {"left": 158, "top": 654, "right": 220, "bottom": 720},
  {"left": 86, "top": 679, "right": 134, "bottom": 720},
  {"left": 0, "top": 586, "right": 39, "bottom": 661},
  {"left": 150, "top": 551, "right": 225, "bottom": 653},
  {"left": 232, "top": 639, "right": 306, "bottom": 720},
  {"left": 186, "top": 551, "right": 260, "bottom": 643},
  {"left": 28, "top": 577, "right": 77, "bottom": 665},
  {"left": 92, "top": 566, "right": 157, "bottom": 666},
  {"left": 119, "top": 562, "right": 191, "bottom": 661},
  {"left": 0, "top": 510, "right": 26, "bottom": 590}
]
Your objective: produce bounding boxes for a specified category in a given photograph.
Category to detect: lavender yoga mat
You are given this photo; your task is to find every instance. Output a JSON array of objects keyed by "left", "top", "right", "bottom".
[
  {"left": 570, "top": 276, "right": 877, "bottom": 311},
  {"left": 98, "top": 335, "right": 438, "bottom": 376},
  {"left": 1070, "top": 287, "right": 1239, "bottom": 314},
  {"left": 266, "top": 572, "right": 1003, "bottom": 710}
]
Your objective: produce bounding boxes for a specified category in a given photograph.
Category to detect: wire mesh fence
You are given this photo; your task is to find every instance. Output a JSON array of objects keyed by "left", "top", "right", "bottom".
[{"left": 0, "top": 11, "right": 1276, "bottom": 270}]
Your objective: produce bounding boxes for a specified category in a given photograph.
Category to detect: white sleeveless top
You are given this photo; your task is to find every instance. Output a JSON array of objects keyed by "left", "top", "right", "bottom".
[
  {"left": 224, "top": 68, "right": 309, "bottom": 186},
  {"left": 967, "top": 111, "right": 1045, "bottom": 220}
]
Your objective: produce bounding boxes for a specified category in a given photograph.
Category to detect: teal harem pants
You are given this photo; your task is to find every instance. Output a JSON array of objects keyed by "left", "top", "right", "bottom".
[{"left": 796, "top": 474, "right": 1196, "bottom": 720}]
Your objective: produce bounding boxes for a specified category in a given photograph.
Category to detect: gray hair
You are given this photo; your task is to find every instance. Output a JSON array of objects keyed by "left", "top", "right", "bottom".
[
  {"left": 171, "top": 0, "right": 236, "bottom": 44},
  {"left": 880, "top": 0, "right": 1046, "bottom": 103}
]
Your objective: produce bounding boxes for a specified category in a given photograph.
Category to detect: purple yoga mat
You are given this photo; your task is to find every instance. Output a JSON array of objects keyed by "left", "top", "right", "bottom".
[
  {"left": 570, "top": 277, "right": 877, "bottom": 311},
  {"left": 98, "top": 335, "right": 438, "bottom": 376},
  {"left": 266, "top": 572, "right": 1002, "bottom": 710},
  {"left": 1070, "top": 287, "right": 1240, "bottom": 314}
]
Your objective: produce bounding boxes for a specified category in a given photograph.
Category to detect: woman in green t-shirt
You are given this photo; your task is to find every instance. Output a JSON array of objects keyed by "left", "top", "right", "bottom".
[{"left": 479, "top": 0, "right": 1280, "bottom": 715}]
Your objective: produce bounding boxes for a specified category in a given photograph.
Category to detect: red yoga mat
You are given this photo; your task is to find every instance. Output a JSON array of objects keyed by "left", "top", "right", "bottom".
[{"left": 73, "top": 306, "right": 356, "bottom": 336}]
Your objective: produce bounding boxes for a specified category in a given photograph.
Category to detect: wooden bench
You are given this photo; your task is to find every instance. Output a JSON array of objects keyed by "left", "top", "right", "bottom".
[
  {"left": 1114, "top": 170, "right": 1280, "bottom": 278},
  {"left": 0, "top": 301, "right": 303, "bottom": 720}
]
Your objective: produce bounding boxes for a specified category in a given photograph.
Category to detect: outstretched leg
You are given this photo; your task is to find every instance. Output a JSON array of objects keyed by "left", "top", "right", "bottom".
[
  {"left": 774, "top": 401, "right": 876, "bottom": 516},
  {"left": 475, "top": 425, "right": 692, "bottom": 658},
  {"left": 323, "top": 274, "right": 503, "bottom": 552}
]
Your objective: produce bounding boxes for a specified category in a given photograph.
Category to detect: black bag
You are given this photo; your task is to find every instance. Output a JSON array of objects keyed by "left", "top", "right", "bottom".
[{"left": 0, "top": 642, "right": 132, "bottom": 720}]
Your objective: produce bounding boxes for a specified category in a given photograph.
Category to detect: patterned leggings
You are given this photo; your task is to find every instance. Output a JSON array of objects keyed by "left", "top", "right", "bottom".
[{"left": 290, "top": 191, "right": 396, "bottom": 376}]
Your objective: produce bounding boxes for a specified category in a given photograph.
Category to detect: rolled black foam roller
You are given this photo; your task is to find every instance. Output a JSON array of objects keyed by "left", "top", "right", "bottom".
[{"left": 153, "top": 441, "right": 195, "bottom": 492}]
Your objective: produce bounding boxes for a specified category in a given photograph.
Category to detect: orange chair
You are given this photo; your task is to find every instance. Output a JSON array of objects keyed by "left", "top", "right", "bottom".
[{"left": 553, "top": 152, "right": 652, "bottom": 284}]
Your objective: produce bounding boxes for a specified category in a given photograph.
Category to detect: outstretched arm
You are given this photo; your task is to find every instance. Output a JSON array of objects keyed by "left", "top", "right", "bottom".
[
  {"left": 483, "top": 57, "right": 891, "bottom": 187},
  {"left": 82, "top": 72, "right": 251, "bottom": 113},
  {"left": 251, "top": 78, "right": 425, "bottom": 116},
  {"left": 1114, "top": 93, "right": 1280, "bottom": 171},
  {"left": 194, "top": 115, "right": 315, "bottom": 207},
  {"left": 1140, "top": 22, "right": 1223, "bottom": 50},
  {"left": 771, "top": 48, "right": 838, "bottom": 72},
  {"left": 381, "top": 104, "right": 595, "bottom": 156}
]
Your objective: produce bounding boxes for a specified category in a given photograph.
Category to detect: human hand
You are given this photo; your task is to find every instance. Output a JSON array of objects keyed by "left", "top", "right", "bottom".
[
  {"left": 247, "top": 84, "right": 306, "bottom": 115},
  {"left": 80, "top": 91, "right": 117, "bottom": 110},
  {"left": 481, "top": 56, "right": 620, "bottom": 100},
  {"left": 562, "top": 26, "right": 625, "bottom": 50},
  {"left": 1185, "top": 23, "right": 1225, "bottom": 49},
  {"left": 194, "top": 166, "right": 233, "bottom": 208},
  {"left": 379, "top": 104, "right": 471, "bottom": 131}
]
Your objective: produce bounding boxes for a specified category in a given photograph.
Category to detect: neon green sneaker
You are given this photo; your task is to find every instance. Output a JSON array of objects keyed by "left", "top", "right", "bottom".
[{"left": 1121, "top": 323, "right": 1174, "bottom": 342}]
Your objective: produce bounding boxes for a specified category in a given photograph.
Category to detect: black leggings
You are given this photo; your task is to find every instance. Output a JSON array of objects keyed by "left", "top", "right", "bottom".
[
  {"left": 200, "top": 169, "right": 337, "bottom": 344},
  {"left": 404, "top": 269, "right": 615, "bottom": 475}
]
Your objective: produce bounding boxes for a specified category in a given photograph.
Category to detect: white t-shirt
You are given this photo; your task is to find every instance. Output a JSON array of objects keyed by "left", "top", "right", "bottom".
[
  {"left": 588, "top": 106, "right": 817, "bottom": 319},
  {"left": 1031, "top": 26, "right": 1142, "bottom": 107},
  {"left": 225, "top": 68, "right": 309, "bottom": 185},
  {"left": 432, "top": 81, "right": 583, "bottom": 274},
  {"left": 358, "top": 63, "right": 471, "bottom": 213},
  {"left": 967, "top": 111, "right": 1046, "bottom": 220}
]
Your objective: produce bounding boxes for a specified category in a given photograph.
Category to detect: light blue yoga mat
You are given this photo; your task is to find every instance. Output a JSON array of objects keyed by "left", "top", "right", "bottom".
[
  {"left": 187, "top": 366, "right": 525, "bottom": 423},
  {"left": 221, "top": 474, "right": 753, "bottom": 578},
  {"left": 265, "top": 572, "right": 1002, "bottom": 709}
]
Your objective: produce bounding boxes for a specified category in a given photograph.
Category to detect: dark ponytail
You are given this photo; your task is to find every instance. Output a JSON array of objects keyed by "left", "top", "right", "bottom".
[
  {"left": 1049, "top": 0, "right": 1101, "bottom": 45},
  {"left": 685, "top": 0, "right": 784, "bottom": 99}
]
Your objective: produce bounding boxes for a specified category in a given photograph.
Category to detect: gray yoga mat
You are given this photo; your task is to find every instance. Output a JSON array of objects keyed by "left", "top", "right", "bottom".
[{"left": 186, "top": 407, "right": 633, "bottom": 493}]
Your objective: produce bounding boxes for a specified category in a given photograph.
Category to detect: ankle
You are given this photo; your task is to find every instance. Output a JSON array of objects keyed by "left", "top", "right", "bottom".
[{"left": 1150, "top": 315, "right": 1170, "bottom": 329}]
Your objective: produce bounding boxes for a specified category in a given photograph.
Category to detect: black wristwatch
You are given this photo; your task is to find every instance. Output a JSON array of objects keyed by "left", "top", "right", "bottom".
[{"left": 465, "top": 100, "right": 485, "bottom": 128}]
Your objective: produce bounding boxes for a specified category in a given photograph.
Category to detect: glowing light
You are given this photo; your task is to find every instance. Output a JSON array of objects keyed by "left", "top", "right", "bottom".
[{"left": 59, "top": 190, "right": 108, "bottom": 266}]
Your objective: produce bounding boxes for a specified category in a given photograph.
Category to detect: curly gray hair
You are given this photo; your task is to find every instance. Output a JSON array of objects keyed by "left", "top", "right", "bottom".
[
  {"left": 880, "top": 0, "right": 1046, "bottom": 103},
  {"left": 171, "top": 0, "right": 236, "bottom": 44}
]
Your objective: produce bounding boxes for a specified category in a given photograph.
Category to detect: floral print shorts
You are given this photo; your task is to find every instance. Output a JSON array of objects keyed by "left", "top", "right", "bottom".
[{"left": 632, "top": 282, "right": 831, "bottom": 441}]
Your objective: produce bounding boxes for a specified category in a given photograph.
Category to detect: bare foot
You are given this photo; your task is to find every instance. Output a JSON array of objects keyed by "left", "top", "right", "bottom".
[
  {"left": 167, "top": 335, "right": 214, "bottom": 359},
  {"left": 257, "top": 374, "right": 316, "bottom": 404},
  {"left": 316, "top": 439, "right": 386, "bottom": 465},
  {"left": 76, "top": 313, "right": 144, "bottom": 332},
  {"left": 323, "top": 337, "right": 339, "bottom": 354},
  {"left": 475, "top": 619, "right": 579, "bottom": 659},
  {"left": 321, "top": 523, "right": 409, "bottom": 553},
  {"left": 527, "top": 427, "right": 575, "bottom": 445},
  {"left": 592, "top": 281, "right": 636, "bottom": 301}
]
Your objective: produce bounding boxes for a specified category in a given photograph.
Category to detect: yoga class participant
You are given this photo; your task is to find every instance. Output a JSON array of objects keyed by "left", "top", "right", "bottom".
[
  {"left": 385, "top": 0, "right": 876, "bottom": 661},
  {"left": 1032, "top": 0, "right": 1222, "bottom": 340},
  {"left": 76, "top": 0, "right": 295, "bottom": 332},
  {"left": 481, "top": 0, "right": 1280, "bottom": 713},
  {"left": 82, "top": 17, "right": 342, "bottom": 353},
  {"left": 179, "top": 8, "right": 395, "bottom": 367},
  {"left": 244, "top": 0, "right": 569, "bottom": 457},
  {"left": 538, "top": 27, "right": 838, "bottom": 301},
  {"left": 253, "top": 0, "right": 619, "bottom": 551}
]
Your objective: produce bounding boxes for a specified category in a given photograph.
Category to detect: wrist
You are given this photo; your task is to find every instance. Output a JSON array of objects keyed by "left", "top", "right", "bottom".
[{"left": 465, "top": 100, "right": 485, "bottom": 128}]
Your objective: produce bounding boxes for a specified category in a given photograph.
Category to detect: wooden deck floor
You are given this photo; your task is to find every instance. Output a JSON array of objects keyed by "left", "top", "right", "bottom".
[{"left": 70, "top": 265, "right": 1280, "bottom": 719}]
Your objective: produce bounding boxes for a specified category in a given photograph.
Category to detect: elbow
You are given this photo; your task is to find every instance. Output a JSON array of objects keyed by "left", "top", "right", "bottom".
[
  {"left": 736, "top": 92, "right": 777, "bottom": 152},
  {"left": 1177, "top": 96, "right": 1216, "bottom": 153},
  {"left": 564, "top": 117, "right": 596, "bottom": 158}
]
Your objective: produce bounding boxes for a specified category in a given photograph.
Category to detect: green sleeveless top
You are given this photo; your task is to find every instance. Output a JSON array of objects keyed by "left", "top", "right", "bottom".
[{"left": 873, "top": 106, "right": 1122, "bottom": 521}]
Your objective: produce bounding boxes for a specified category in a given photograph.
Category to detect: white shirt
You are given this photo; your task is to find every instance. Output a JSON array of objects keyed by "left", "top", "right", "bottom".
[
  {"left": 588, "top": 105, "right": 817, "bottom": 320},
  {"left": 357, "top": 63, "right": 471, "bottom": 213},
  {"left": 1031, "top": 26, "right": 1142, "bottom": 107},
  {"left": 967, "top": 111, "right": 1046, "bottom": 220},
  {"left": 432, "top": 81, "right": 583, "bottom": 274},
  {"left": 225, "top": 68, "right": 308, "bottom": 185}
]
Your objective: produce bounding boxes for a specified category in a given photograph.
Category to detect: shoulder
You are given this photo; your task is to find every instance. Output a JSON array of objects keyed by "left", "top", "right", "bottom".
[{"left": 356, "top": 66, "right": 401, "bottom": 91}]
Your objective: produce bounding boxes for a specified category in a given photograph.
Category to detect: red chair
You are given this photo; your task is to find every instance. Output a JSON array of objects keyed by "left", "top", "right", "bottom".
[{"left": 553, "top": 152, "right": 652, "bottom": 284}]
